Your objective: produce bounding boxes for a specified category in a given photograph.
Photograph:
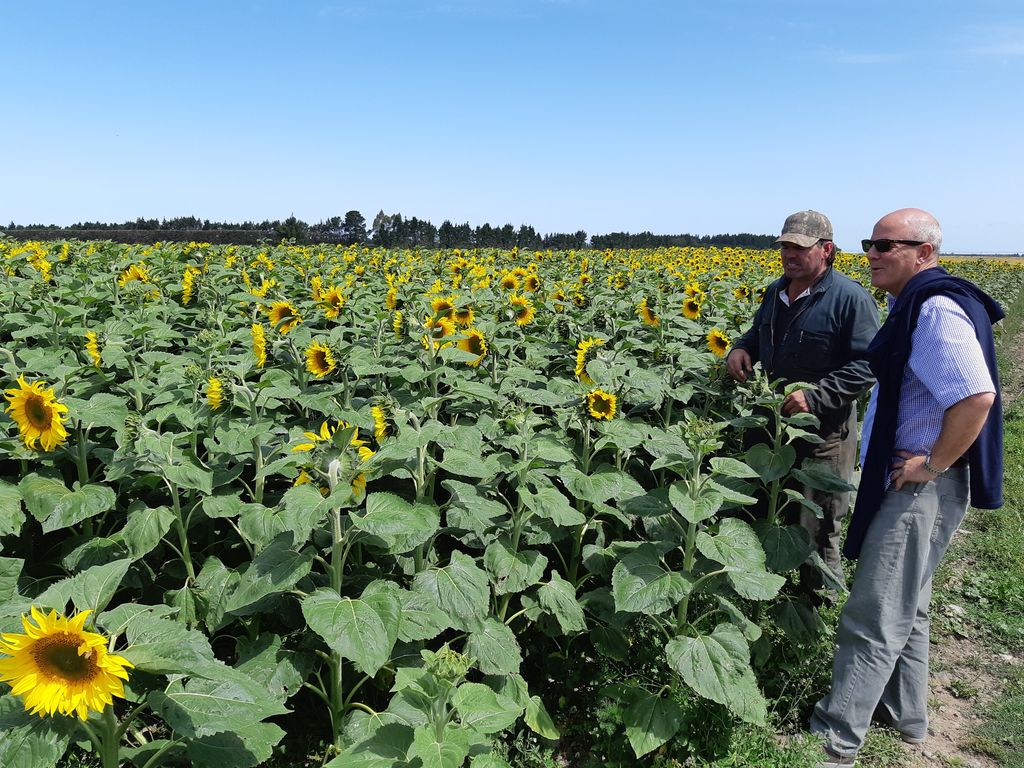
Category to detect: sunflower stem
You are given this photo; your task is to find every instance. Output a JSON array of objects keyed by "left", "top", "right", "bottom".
[
  {"left": 169, "top": 481, "right": 197, "bottom": 582},
  {"left": 99, "top": 705, "right": 121, "bottom": 768}
]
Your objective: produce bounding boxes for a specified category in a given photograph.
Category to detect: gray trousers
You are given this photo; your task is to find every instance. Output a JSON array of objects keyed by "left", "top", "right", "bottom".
[{"left": 810, "top": 467, "right": 970, "bottom": 756}]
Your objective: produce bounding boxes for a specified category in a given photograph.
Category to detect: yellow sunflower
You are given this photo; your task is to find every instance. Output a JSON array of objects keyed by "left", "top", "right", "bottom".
[
  {"left": 523, "top": 274, "right": 541, "bottom": 293},
  {"left": 393, "top": 310, "right": 407, "bottom": 339},
  {"left": 206, "top": 377, "right": 225, "bottom": 411},
  {"left": 267, "top": 301, "right": 301, "bottom": 334},
  {"left": 457, "top": 329, "right": 488, "bottom": 367},
  {"left": 733, "top": 285, "right": 751, "bottom": 301},
  {"left": 385, "top": 286, "right": 399, "bottom": 310},
  {"left": 251, "top": 323, "right": 267, "bottom": 368},
  {"left": 452, "top": 305, "right": 475, "bottom": 327},
  {"left": 509, "top": 294, "right": 536, "bottom": 327},
  {"left": 0, "top": 607, "right": 134, "bottom": 721},
  {"left": 574, "top": 337, "right": 606, "bottom": 384},
  {"left": 181, "top": 266, "right": 201, "bottom": 305},
  {"left": 706, "top": 328, "right": 730, "bottom": 358},
  {"left": 293, "top": 420, "right": 374, "bottom": 461},
  {"left": 499, "top": 273, "right": 519, "bottom": 291},
  {"left": 371, "top": 405, "right": 395, "bottom": 441},
  {"left": 637, "top": 297, "right": 659, "bottom": 326},
  {"left": 320, "top": 287, "right": 346, "bottom": 319},
  {"left": 586, "top": 389, "right": 617, "bottom": 421},
  {"left": 422, "top": 315, "right": 456, "bottom": 351},
  {"left": 4, "top": 375, "right": 70, "bottom": 451},
  {"left": 84, "top": 331, "right": 102, "bottom": 367},
  {"left": 117, "top": 263, "right": 150, "bottom": 288},
  {"left": 305, "top": 342, "right": 337, "bottom": 378},
  {"left": 681, "top": 297, "right": 702, "bottom": 320},
  {"left": 430, "top": 294, "right": 457, "bottom": 319}
]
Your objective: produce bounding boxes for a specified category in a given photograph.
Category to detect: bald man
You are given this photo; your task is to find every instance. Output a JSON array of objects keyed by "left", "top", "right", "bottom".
[{"left": 812, "top": 209, "right": 1004, "bottom": 767}]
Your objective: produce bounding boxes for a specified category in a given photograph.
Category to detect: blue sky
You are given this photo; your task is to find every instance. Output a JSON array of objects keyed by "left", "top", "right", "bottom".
[{"left": 3, "top": 0, "right": 1023, "bottom": 252}]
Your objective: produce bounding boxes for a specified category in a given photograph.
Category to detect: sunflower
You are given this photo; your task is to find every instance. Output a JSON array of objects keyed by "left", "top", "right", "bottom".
[
  {"left": 430, "top": 294, "right": 457, "bottom": 319},
  {"left": 499, "top": 273, "right": 519, "bottom": 291},
  {"left": 733, "top": 284, "right": 751, "bottom": 301},
  {"left": 371, "top": 405, "right": 396, "bottom": 441},
  {"left": 637, "top": 297, "right": 659, "bottom": 326},
  {"left": 574, "top": 337, "right": 606, "bottom": 384},
  {"left": 385, "top": 286, "right": 399, "bottom": 310},
  {"left": 457, "top": 329, "right": 488, "bottom": 367},
  {"left": 422, "top": 315, "right": 456, "bottom": 351},
  {"left": 393, "top": 310, "right": 408, "bottom": 339},
  {"left": 320, "top": 287, "right": 346, "bottom": 319},
  {"left": 267, "top": 301, "right": 301, "bottom": 334},
  {"left": 706, "top": 328, "right": 730, "bottom": 358},
  {"left": 117, "top": 263, "right": 150, "bottom": 287},
  {"left": 572, "top": 292, "right": 590, "bottom": 309},
  {"left": 551, "top": 288, "right": 568, "bottom": 312},
  {"left": 305, "top": 342, "right": 337, "bottom": 378},
  {"left": 4, "top": 375, "right": 70, "bottom": 451},
  {"left": 452, "top": 305, "right": 475, "bottom": 327},
  {"left": 84, "top": 332, "right": 102, "bottom": 367},
  {"left": 251, "top": 323, "right": 267, "bottom": 368},
  {"left": 293, "top": 420, "right": 374, "bottom": 461},
  {"left": 0, "top": 607, "right": 134, "bottom": 721},
  {"left": 586, "top": 389, "right": 617, "bottom": 421},
  {"left": 181, "top": 266, "right": 201, "bottom": 305},
  {"left": 684, "top": 281, "right": 704, "bottom": 298},
  {"left": 523, "top": 274, "right": 541, "bottom": 293},
  {"left": 682, "top": 297, "right": 703, "bottom": 320},
  {"left": 206, "top": 377, "right": 225, "bottom": 411},
  {"left": 509, "top": 294, "right": 536, "bottom": 327},
  {"left": 310, "top": 275, "right": 324, "bottom": 302}
]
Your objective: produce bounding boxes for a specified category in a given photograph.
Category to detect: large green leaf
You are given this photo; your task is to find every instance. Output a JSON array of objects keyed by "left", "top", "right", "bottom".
[
  {"left": 519, "top": 485, "right": 586, "bottom": 527},
  {"left": 0, "top": 558, "right": 24, "bottom": 605},
  {"left": 471, "top": 755, "right": 514, "bottom": 768},
  {"left": 792, "top": 463, "right": 856, "bottom": 493},
  {"left": 302, "top": 583, "right": 401, "bottom": 676},
  {"left": 149, "top": 676, "right": 289, "bottom": 739},
  {"left": 225, "top": 534, "right": 313, "bottom": 615},
  {"left": 442, "top": 480, "right": 509, "bottom": 534},
  {"left": 524, "top": 695, "right": 560, "bottom": 739},
  {"left": 186, "top": 722, "right": 286, "bottom": 768},
  {"left": 69, "top": 392, "right": 129, "bottom": 430},
  {"left": 464, "top": 618, "right": 522, "bottom": 675},
  {"left": 668, "top": 482, "right": 723, "bottom": 524},
  {"left": 484, "top": 539, "right": 547, "bottom": 595},
  {"left": 329, "top": 723, "right": 415, "bottom": 768},
  {"left": 665, "top": 624, "right": 767, "bottom": 725},
  {"left": 119, "top": 612, "right": 225, "bottom": 677},
  {"left": 696, "top": 518, "right": 765, "bottom": 571},
  {"left": 412, "top": 551, "right": 490, "bottom": 631},
  {"left": 754, "top": 521, "right": 815, "bottom": 572},
  {"left": 559, "top": 465, "right": 645, "bottom": 505},
  {"left": 612, "top": 544, "right": 689, "bottom": 615},
  {"left": 622, "top": 691, "right": 684, "bottom": 758},
  {"left": 352, "top": 492, "right": 439, "bottom": 554},
  {"left": 119, "top": 502, "right": 174, "bottom": 559},
  {"left": 164, "top": 462, "right": 214, "bottom": 495},
  {"left": 744, "top": 443, "right": 796, "bottom": 484},
  {"left": 771, "top": 598, "right": 826, "bottom": 644},
  {"left": 537, "top": 572, "right": 587, "bottom": 633},
  {"left": 709, "top": 457, "right": 759, "bottom": 479},
  {"left": 19, "top": 474, "right": 115, "bottom": 533},
  {"left": 395, "top": 588, "right": 451, "bottom": 642},
  {"left": 411, "top": 724, "right": 470, "bottom": 768},
  {"left": 440, "top": 448, "right": 501, "bottom": 480},
  {"left": 279, "top": 483, "right": 331, "bottom": 543},
  {"left": 452, "top": 682, "right": 523, "bottom": 734},
  {"left": 194, "top": 556, "right": 241, "bottom": 633},
  {"left": 0, "top": 695, "right": 77, "bottom": 768},
  {"left": 0, "top": 481, "right": 24, "bottom": 541},
  {"left": 36, "top": 558, "right": 132, "bottom": 615},
  {"left": 235, "top": 633, "right": 310, "bottom": 701},
  {"left": 725, "top": 568, "right": 786, "bottom": 601}
]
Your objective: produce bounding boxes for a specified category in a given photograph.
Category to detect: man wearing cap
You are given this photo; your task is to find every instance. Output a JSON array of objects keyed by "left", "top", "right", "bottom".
[{"left": 727, "top": 210, "right": 880, "bottom": 591}]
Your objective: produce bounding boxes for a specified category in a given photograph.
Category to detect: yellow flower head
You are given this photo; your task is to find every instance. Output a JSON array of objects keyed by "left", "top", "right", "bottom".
[
  {"left": 682, "top": 297, "right": 702, "bottom": 320},
  {"left": 586, "top": 389, "right": 617, "bottom": 421},
  {"left": 4, "top": 375, "right": 70, "bottom": 451},
  {"left": 320, "top": 287, "right": 346, "bottom": 319},
  {"left": 206, "top": 377, "right": 225, "bottom": 411},
  {"left": 430, "top": 294, "right": 458, "bottom": 319},
  {"left": 371, "top": 405, "right": 396, "bottom": 441},
  {"left": 251, "top": 323, "right": 267, "bottom": 368},
  {"left": 305, "top": 342, "right": 337, "bottom": 378},
  {"left": 118, "top": 263, "right": 150, "bottom": 288},
  {"left": 452, "top": 305, "right": 475, "bottom": 327},
  {"left": 706, "top": 328, "right": 730, "bottom": 358},
  {"left": 523, "top": 274, "right": 541, "bottom": 293},
  {"left": 393, "top": 310, "right": 408, "bottom": 339},
  {"left": 499, "top": 273, "right": 519, "bottom": 291},
  {"left": 509, "top": 294, "right": 536, "bottom": 327},
  {"left": 637, "top": 297, "right": 659, "bottom": 327},
  {"left": 422, "top": 315, "right": 456, "bottom": 350},
  {"left": 385, "top": 286, "right": 400, "bottom": 310},
  {"left": 0, "top": 607, "right": 134, "bottom": 721},
  {"left": 457, "top": 328, "right": 488, "bottom": 367},
  {"left": 84, "top": 332, "right": 102, "bottom": 368},
  {"left": 181, "top": 266, "right": 201, "bottom": 306},
  {"left": 268, "top": 301, "right": 301, "bottom": 334},
  {"left": 574, "top": 337, "right": 606, "bottom": 384},
  {"left": 733, "top": 285, "right": 751, "bottom": 301}
]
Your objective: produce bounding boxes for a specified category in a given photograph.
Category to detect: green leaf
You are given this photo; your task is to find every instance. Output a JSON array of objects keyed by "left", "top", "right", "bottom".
[
  {"left": 754, "top": 522, "right": 815, "bottom": 573},
  {"left": 559, "top": 465, "right": 645, "bottom": 505},
  {"left": 537, "top": 572, "right": 587, "bottom": 633},
  {"left": 715, "top": 596, "right": 763, "bottom": 642},
  {"left": 668, "top": 482, "right": 723, "bottom": 524},
  {"left": 396, "top": 588, "right": 451, "bottom": 642},
  {"left": 665, "top": 624, "right": 767, "bottom": 725},
  {"left": 744, "top": 443, "right": 796, "bottom": 483},
  {"left": 524, "top": 695, "right": 560, "bottom": 739},
  {"left": 186, "top": 722, "right": 286, "bottom": 768},
  {"left": 0, "top": 695, "right": 77, "bottom": 768},
  {"left": 302, "top": 584, "right": 400, "bottom": 676},
  {"left": 149, "top": 676, "right": 289, "bottom": 739},
  {"left": 194, "top": 556, "right": 240, "bottom": 633},
  {"left": 441, "top": 448, "right": 501, "bottom": 480},
  {"left": 119, "top": 503, "right": 174, "bottom": 559},
  {"left": 791, "top": 463, "right": 856, "bottom": 493},
  {"left": 704, "top": 478, "right": 758, "bottom": 506},
  {"left": 471, "top": 755, "right": 514, "bottom": 768},
  {"left": 618, "top": 488, "right": 672, "bottom": 517},
  {"left": 413, "top": 551, "right": 490, "bottom": 631},
  {"left": 623, "top": 691, "right": 684, "bottom": 758},
  {"left": 19, "top": 474, "right": 116, "bottom": 533},
  {"left": 120, "top": 613, "right": 225, "bottom": 677},
  {"left": 36, "top": 558, "right": 132, "bottom": 615},
  {"left": 465, "top": 618, "right": 522, "bottom": 675},
  {"left": 235, "top": 633, "right": 310, "bottom": 701},
  {"left": 452, "top": 682, "right": 523, "bottom": 734},
  {"left": 0, "top": 558, "right": 24, "bottom": 605},
  {"left": 725, "top": 568, "right": 786, "bottom": 601},
  {"left": 709, "top": 457, "right": 759, "bottom": 479},
  {"left": 352, "top": 492, "right": 439, "bottom": 554},
  {"left": 696, "top": 519, "right": 765, "bottom": 571},
  {"left": 612, "top": 544, "right": 690, "bottom": 615},
  {"left": 72, "top": 392, "right": 129, "bottom": 430},
  {"left": 412, "top": 723, "right": 470, "bottom": 768},
  {"left": 483, "top": 539, "right": 548, "bottom": 595},
  {"left": 330, "top": 723, "right": 415, "bottom": 768},
  {"left": 225, "top": 534, "right": 314, "bottom": 616},
  {"left": 442, "top": 480, "right": 509, "bottom": 534},
  {"left": 164, "top": 462, "right": 214, "bottom": 495},
  {"left": 0, "top": 482, "right": 24, "bottom": 541},
  {"left": 770, "top": 599, "right": 826, "bottom": 644},
  {"left": 520, "top": 485, "right": 585, "bottom": 527},
  {"left": 454, "top": 380, "right": 501, "bottom": 403}
]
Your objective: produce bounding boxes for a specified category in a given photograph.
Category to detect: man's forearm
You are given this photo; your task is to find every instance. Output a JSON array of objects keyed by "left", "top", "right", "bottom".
[{"left": 929, "top": 391, "right": 997, "bottom": 469}]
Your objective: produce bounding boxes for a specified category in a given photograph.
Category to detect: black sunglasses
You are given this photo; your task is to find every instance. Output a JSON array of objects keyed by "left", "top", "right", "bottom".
[{"left": 861, "top": 238, "right": 926, "bottom": 253}]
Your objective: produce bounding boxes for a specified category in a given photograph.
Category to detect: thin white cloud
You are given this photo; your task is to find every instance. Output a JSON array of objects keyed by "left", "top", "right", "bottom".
[{"left": 831, "top": 51, "right": 907, "bottom": 65}]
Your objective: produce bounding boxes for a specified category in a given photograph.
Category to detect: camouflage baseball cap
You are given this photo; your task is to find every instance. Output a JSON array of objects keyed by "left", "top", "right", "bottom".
[{"left": 775, "top": 210, "right": 833, "bottom": 248}]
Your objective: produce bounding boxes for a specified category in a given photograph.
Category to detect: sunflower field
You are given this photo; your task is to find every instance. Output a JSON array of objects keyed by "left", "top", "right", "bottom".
[{"left": 0, "top": 237, "right": 1021, "bottom": 768}]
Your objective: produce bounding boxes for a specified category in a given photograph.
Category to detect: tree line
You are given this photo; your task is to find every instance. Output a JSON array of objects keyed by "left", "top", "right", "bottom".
[{"left": 4, "top": 211, "right": 774, "bottom": 249}]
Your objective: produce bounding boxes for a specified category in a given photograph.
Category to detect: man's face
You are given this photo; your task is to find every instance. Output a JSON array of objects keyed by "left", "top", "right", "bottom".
[
  {"left": 866, "top": 217, "right": 926, "bottom": 296},
  {"left": 779, "top": 240, "right": 829, "bottom": 283}
]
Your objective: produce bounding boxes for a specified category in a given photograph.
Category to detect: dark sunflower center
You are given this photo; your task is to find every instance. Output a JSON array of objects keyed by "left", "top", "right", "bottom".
[
  {"left": 314, "top": 351, "right": 330, "bottom": 368},
  {"left": 467, "top": 336, "right": 485, "bottom": 355},
  {"left": 33, "top": 634, "right": 98, "bottom": 681},
  {"left": 593, "top": 396, "right": 612, "bottom": 415},
  {"left": 25, "top": 395, "right": 52, "bottom": 429}
]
